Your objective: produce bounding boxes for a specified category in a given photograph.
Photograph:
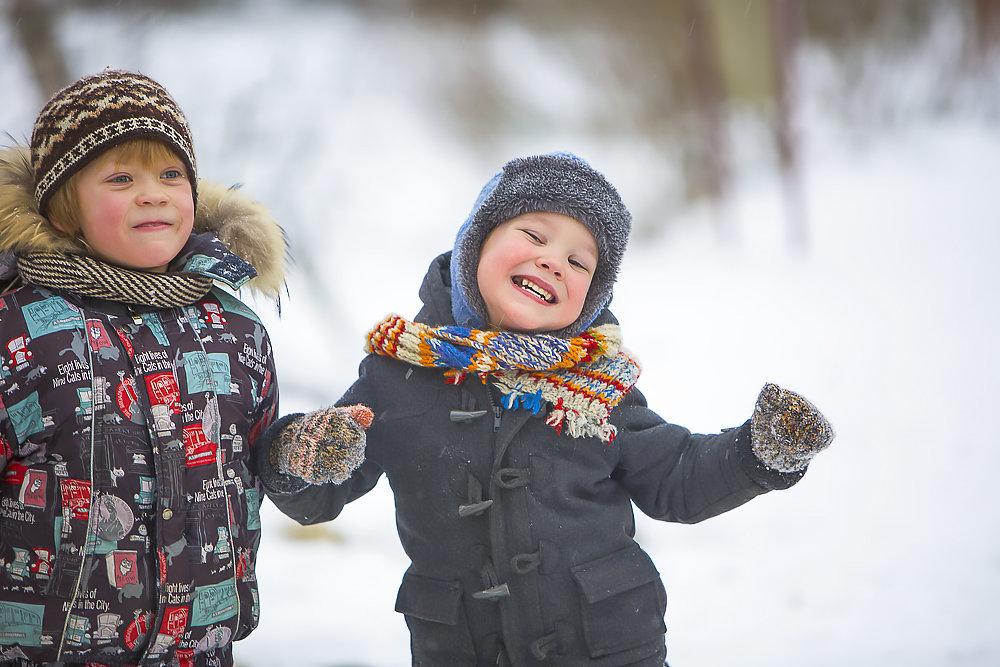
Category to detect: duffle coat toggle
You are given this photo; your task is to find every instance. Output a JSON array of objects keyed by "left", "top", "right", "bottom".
[
  {"left": 450, "top": 409, "right": 488, "bottom": 422},
  {"left": 474, "top": 561, "right": 510, "bottom": 602},
  {"left": 510, "top": 550, "right": 541, "bottom": 575},
  {"left": 459, "top": 471, "right": 493, "bottom": 518}
]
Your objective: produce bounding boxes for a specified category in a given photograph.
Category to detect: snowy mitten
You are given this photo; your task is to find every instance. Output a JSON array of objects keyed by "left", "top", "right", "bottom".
[
  {"left": 750, "top": 383, "right": 834, "bottom": 472},
  {"left": 269, "top": 404, "right": 373, "bottom": 485}
]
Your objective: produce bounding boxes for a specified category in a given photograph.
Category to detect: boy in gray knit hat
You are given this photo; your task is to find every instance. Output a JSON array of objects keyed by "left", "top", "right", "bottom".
[{"left": 256, "top": 153, "right": 834, "bottom": 666}]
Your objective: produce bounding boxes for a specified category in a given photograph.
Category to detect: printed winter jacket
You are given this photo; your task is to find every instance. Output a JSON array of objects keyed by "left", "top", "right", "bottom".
[
  {"left": 260, "top": 252, "right": 804, "bottom": 667},
  {"left": 0, "top": 147, "right": 284, "bottom": 666}
]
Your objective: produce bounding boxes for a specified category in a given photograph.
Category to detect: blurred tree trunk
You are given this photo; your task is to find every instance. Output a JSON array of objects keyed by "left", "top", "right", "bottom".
[
  {"left": 974, "top": 0, "right": 1000, "bottom": 64},
  {"left": 684, "top": 0, "right": 731, "bottom": 240},
  {"left": 772, "top": 0, "right": 807, "bottom": 248},
  {"left": 6, "top": 0, "right": 70, "bottom": 102}
]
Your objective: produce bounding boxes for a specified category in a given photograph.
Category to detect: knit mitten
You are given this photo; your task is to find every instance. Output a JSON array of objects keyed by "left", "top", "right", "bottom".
[
  {"left": 269, "top": 404, "right": 373, "bottom": 485},
  {"left": 750, "top": 383, "right": 834, "bottom": 473}
]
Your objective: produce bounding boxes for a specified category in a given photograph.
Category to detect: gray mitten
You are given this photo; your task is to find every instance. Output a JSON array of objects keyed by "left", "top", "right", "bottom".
[
  {"left": 751, "top": 383, "right": 834, "bottom": 473},
  {"left": 270, "top": 404, "right": 373, "bottom": 485}
]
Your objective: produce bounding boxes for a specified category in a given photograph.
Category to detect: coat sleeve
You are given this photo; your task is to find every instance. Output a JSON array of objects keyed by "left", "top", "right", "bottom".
[
  {"left": 253, "top": 357, "right": 385, "bottom": 525},
  {"left": 610, "top": 386, "right": 804, "bottom": 524},
  {"left": 249, "top": 326, "right": 280, "bottom": 450}
]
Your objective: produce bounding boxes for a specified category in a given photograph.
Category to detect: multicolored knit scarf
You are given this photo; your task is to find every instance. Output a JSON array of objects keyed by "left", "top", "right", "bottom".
[{"left": 365, "top": 314, "right": 641, "bottom": 442}]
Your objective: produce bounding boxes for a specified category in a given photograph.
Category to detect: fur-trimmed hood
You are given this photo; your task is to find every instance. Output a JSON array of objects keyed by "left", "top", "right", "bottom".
[{"left": 0, "top": 145, "right": 287, "bottom": 300}]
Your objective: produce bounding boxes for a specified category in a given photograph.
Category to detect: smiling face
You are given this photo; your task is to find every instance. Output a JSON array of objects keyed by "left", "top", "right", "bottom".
[
  {"left": 476, "top": 211, "right": 599, "bottom": 333},
  {"left": 54, "top": 142, "right": 194, "bottom": 273}
]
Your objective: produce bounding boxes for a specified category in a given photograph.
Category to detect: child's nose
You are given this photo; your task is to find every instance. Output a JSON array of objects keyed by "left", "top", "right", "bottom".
[
  {"left": 537, "top": 257, "right": 563, "bottom": 278},
  {"left": 137, "top": 185, "right": 169, "bottom": 205}
]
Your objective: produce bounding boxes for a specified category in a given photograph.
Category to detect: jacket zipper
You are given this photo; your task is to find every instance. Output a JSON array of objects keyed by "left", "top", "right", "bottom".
[
  {"left": 57, "top": 306, "right": 98, "bottom": 660},
  {"left": 487, "top": 386, "right": 502, "bottom": 432}
]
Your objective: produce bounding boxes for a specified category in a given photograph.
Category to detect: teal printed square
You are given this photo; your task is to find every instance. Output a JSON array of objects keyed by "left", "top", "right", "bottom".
[
  {"left": 207, "top": 353, "right": 231, "bottom": 395},
  {"left": 190, "top": 580, "right": 238, "bottom": 626},
  {"left": 140, "top": 313, "right": 170, "bottom": 346},
  {"left": 245, "top": 487, "right": 261, "bottom": 531},
  {"left": 214, "top": 290, "right": 260, "bottom": 323},
  {"left": 22, "top": 297, "right": 83, "bottom": 338},
  {"left": 183, "top": 254, "right": 218, "bottom": 275},
  {"left": 8, "top": 392, "right": 43, "bottom": 441},
  {"left": 0, "top": 601, "right": 45, "bottom": 646},
  {"left": 183, "top": 351, "right": 214, "bottom": 393}
]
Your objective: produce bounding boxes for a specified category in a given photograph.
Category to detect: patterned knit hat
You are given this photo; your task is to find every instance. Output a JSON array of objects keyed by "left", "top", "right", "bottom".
[
  {"left": 30, "top": 69, "right": 197, "bottom": 215},
  {"left": 451, "top": 153, "right": 632, "bottom": 338}
]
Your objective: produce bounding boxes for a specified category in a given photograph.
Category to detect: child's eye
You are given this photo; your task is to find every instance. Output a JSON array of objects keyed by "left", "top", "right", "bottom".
[
  {"left": 521, "top": 229, "right": 543, "bottom": 243},
  {"left": 109, "top": 174, "right": 132, "bottom": 184},
  {"left": 569, "top": 258, "right": 590, "bottom": 272},
  {"left": 162, "top": 169, "right": 184, "bottom": 179}
]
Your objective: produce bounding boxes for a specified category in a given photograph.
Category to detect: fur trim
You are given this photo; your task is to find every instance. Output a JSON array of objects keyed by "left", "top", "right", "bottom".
[
  {"left": 0, "top": 145, "right": 84, "bottom": 255},
  {"left": 194, "top": 180, "right": 287, "bottom": 300},
  {"left": 0, "top": 145, "right": 287, "bottom": 301}
]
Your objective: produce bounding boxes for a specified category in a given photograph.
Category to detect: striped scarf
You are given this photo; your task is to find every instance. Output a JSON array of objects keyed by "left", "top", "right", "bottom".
[
  {"left": 366, "top": 314, "right": 640, "bottom": 442},
  {"left": 16, "top": 252, "right": 213, "bottom": 307}
]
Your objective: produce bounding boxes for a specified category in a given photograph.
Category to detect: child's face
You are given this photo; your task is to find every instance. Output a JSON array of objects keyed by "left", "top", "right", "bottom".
[
  {"left": 476, "top": 211, "right": 598, "bottom": 333},
  {"left": 63, "top": 145, "right": 194, "bottom": 273}
]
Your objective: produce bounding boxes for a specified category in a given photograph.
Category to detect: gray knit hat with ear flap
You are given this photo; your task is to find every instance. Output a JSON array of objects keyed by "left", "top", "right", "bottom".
[{"left": 450, "top": 153, "right": 632, "bottom": 338}]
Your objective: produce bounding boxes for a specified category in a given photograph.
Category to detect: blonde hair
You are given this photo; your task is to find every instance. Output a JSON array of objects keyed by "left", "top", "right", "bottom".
[{"left": 46, "top": 138, "right": 188, "bottom": 237}]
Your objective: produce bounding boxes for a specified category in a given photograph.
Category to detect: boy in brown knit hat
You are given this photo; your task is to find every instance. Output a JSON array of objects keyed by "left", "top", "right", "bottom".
[
  {"left": 255, "top": 153, "right": 834, "bottom": 666},
  {"left": 0, "top": 69, "right": 364, "bottom": 667}
]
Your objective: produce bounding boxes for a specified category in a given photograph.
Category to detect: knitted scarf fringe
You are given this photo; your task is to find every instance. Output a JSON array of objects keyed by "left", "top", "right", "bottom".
[
  {"left": 366, "top": 314, "right": 640, "bottom": 442},
  {"left": 17, "top": 252, "right": 214, "bottom": 307}
]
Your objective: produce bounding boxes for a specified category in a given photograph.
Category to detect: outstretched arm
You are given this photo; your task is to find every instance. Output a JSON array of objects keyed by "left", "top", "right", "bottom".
[{"left": 613, "top": 383, "right": 833, "bottom": 523}]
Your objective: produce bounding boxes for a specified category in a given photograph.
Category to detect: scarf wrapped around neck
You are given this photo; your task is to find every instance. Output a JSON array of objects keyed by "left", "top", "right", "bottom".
[
  {"left": 366, "top": 314, "right": 641, "bottom": 442},
  {"left": 16, "top": 252, "right": 213, "bottom": 307}
]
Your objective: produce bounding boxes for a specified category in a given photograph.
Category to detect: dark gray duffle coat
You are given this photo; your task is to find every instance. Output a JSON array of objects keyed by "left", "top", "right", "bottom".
[{"left": 260, "top": 252, "right": 803, "bottom": 666}]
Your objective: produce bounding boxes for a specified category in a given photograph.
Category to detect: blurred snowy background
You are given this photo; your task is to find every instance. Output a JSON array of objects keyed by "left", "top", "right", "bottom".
[{"left": 2, "top": 1, "right": 999, "bottom": 665}]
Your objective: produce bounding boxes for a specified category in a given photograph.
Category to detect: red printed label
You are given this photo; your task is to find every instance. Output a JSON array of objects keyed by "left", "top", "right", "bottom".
[
  {"left": 124, "top": 611, "right": 151, "bottom": 650},
  {"left": 18, "top": 469, "right": 46, "bottom": 508},
  {"left": 115, "top": 327, "right": 134, "bottom": 358},
  {"left": 117, "top": 377, "right": 139, "bottom": 419},
  {"left": 106, "top": 550, "right": 139, "bottom": 588},
  {"left": 145, "top": 372, "right": 181, "bottom": 412},
  {"left": 2, "top": 461, "right": 26, "bottom": 485},
  {"left": 59, "top": 478, "right": 91, "bottom": 520},
  {"left": 160, "top": 605, "right": 188, "bottom": 639},
  {"left": 87, "top": 320, "right": 114, "bottom": 352},
  {"left": 183, "top": 424, "right": 217, "bottom": 467}
]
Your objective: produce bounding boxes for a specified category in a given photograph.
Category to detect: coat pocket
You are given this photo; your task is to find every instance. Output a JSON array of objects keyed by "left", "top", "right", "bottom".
[
  {"left": 394, "top": 571, "right": 477, "bottom": 663},
  {"left": 570, "top": 544, "right": 667, "bottom": 658}
]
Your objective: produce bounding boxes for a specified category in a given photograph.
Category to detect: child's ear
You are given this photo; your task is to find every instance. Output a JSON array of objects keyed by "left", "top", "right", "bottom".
[{"left": 48, "top": 217, "right": 68, "bottom": 234}]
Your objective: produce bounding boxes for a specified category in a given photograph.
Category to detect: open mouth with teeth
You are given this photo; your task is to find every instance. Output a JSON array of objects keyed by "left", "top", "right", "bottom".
[{"left": 513, "top": 276, "right": 556, "bottom": 303}]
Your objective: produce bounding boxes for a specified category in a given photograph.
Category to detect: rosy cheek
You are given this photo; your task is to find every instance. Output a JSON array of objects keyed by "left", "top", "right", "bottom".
[{"left": 81, "top": 199, "right": 121, "bottom": 235}]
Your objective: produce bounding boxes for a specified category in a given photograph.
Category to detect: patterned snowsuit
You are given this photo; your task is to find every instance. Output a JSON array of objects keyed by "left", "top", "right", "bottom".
[{"left": 0, "top": 148, "right": 282, "bottom": 667}]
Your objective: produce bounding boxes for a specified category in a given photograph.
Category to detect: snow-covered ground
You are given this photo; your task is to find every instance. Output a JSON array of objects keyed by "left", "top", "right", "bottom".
[{"left": 1, "top": 4, "right": 998, "bottom": 666}]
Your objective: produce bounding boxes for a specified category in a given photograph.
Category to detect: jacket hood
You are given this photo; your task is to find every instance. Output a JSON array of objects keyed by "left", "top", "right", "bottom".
[
  {"left": 0, "top": 144, "right": 287, "bottom": 300},
  {"left": 415, "top": 252, "right": 459, "bottom": 326}
]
